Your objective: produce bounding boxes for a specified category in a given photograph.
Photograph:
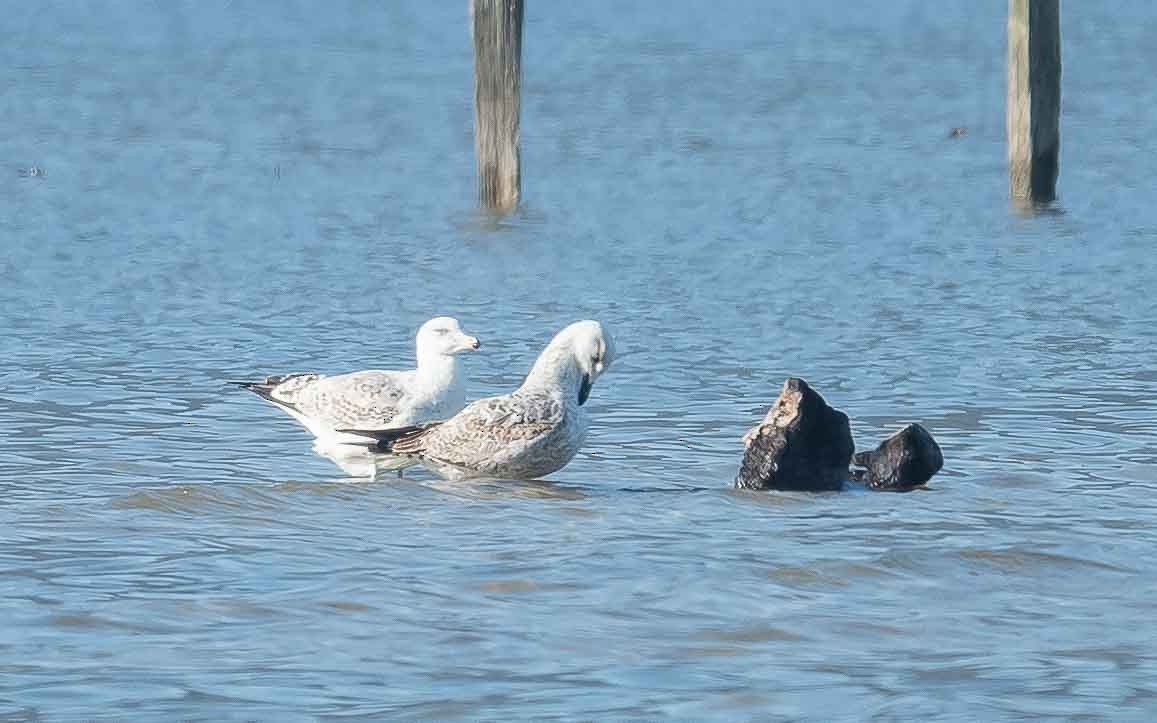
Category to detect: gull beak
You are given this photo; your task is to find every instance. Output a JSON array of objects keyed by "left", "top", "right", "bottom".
[
  {"left": 578, "top": 373, "right": 592, "bottom": 406},
  {"left": 460, "top": 334, "right": 481, "bottom": 352}
]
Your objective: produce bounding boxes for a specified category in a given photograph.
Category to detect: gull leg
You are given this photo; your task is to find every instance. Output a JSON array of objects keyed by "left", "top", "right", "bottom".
[{"left": 396, "top": 469, "right": 404, "bottom": 479}]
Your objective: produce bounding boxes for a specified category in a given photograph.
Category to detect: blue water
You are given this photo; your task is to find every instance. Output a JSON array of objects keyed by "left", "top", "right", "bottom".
[{"left": 4, "top": 1, "right": 1157, "bottom": 719}]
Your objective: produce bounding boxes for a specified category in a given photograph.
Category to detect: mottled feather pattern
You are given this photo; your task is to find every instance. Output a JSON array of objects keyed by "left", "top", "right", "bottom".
[
  {"left": 256, "top": 373, "right": 319, "bottom": 404},
  {"left": 293, "top": 370, "right": 414, "bottom": 429},
  {"left": 335, "top": 320, "right": 613, "bottom": 481},
  {"left": 389, "top": 391, "right": 583, "bottom": 480}
]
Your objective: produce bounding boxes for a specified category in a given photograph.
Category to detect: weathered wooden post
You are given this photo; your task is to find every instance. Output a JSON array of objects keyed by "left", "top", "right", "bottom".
[
  {"left": 1007, "top": 0, "right": 1061, "bottom": 203},
  {"left": 471, "top": 0, "right": 523, "bottom": 212}
]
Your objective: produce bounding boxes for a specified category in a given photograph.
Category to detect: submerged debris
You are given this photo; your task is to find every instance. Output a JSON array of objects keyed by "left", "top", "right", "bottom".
[
  {"left": 851, "top": 423, "right": 943, "bottom": 491},
  {"left": 735, "top": 377, "right": 854, "bottom": 492}
]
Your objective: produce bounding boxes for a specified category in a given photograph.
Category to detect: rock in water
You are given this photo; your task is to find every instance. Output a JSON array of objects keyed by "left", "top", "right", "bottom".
[
  {"left": 851, "top": 423, "right": 943, "bottom": 491},
  {"left": 735, "top": 378, "right": 854, "bottom": 492}
]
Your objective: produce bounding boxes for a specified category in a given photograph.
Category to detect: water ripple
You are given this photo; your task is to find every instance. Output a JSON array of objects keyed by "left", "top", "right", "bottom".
[{"left": 3, "top": 0, "right": 1157, "bottom": 718}]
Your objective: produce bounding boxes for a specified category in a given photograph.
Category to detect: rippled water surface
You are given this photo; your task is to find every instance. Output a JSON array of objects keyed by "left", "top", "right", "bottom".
[{"left": 4, "top": 1, "right": 1157, "bottom": 719}]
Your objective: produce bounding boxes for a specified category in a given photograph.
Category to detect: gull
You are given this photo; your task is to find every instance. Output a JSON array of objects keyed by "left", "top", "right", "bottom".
[
  {"left": 231, "top": 316, "right": 480, "bottom": 477},
  {"left": 342, "top": 320, "right": 614, "bottom": 481}
]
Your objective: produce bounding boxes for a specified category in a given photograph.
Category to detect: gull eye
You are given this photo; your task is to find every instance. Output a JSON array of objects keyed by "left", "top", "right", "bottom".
[{"left": 435, "top": 328, "right": 450, "bottom": 335}]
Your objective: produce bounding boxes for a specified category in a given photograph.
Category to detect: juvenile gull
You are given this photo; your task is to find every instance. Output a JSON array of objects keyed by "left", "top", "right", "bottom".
[
  {"left": 343, "top": 320, "right": 615, "bottom": 481},
  {"left": 231, "top": 316, "right": 480, "bottom": 477}
]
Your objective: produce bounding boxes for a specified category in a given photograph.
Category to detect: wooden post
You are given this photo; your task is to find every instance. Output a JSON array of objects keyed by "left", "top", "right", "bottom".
[
  {"left": 472, "top": 0, "right": 523, "bottom": 212},
  {"left": 1007, "top": 0, "right": 1061, "bottom": 203}
]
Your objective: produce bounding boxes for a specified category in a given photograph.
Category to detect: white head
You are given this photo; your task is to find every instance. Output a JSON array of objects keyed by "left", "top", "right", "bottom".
[
  {"left": 415, "top": 316, "right": 480, "bottom": 366},
  {"left": 527, "top": 320, "right": 615, "bottom": 405}
]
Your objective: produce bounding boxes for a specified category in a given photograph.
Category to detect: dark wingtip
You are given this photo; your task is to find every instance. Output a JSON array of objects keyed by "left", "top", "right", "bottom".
[
  {"left": 336, "top": 427, "right": 408, "bottom": 442},
  {"left": 337, "top": 423, "right": 438, "bottom": 453},
  {"left": 336, "top": 426, "right": 420, "bottom": 445},
  {"left": 228, "top": 380, "right": 290, "bottom": 409}
]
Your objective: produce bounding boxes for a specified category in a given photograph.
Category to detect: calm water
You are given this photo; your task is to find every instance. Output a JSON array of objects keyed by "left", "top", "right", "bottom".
[{"left": 4, "top": 1, "right": 1157, "bottom": 719}]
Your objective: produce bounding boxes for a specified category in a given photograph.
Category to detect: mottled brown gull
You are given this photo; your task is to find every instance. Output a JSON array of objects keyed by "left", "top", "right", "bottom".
[{"left": 342, "top": 320, "right": 614, "bottom": 481}]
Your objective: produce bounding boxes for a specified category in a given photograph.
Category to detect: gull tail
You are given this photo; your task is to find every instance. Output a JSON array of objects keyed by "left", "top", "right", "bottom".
[
  {"left": 227, "top": 373, "right": 317, "bottom": 410},
  {"left": 229, "top": 383, "right": 290, "bottom": 414},
  {"left": 228, "top": 379, "right": 281, "bottom": 404}
]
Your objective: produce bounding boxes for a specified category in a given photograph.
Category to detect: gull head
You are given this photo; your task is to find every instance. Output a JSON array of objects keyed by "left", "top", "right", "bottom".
[
  {"left": 416, "top": 316, "right": 480, "bottom": 360},
  {"left": 553, "top": 320, "right": 615, "bottom": 405}
]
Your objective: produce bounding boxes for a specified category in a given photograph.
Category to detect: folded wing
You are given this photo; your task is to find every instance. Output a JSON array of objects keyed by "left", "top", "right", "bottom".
[{"left": 342, "top": 392, "right": 563, "bottom": 469}]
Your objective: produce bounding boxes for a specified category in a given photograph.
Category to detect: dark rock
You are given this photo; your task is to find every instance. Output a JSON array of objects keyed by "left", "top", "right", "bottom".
[
  {"left": 851, "top": 423, "right": 943, "bottom": 491},
  {"left": 735, "top": 378, "right": 854, "bottom": 492}
]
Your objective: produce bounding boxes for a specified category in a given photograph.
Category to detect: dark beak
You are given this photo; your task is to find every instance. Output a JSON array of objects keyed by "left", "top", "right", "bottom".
[{"left": 578, "top": 373, "right": 592, "bottom": 406}]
